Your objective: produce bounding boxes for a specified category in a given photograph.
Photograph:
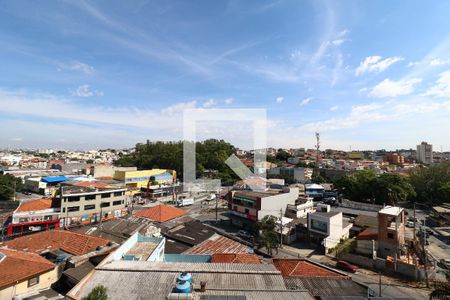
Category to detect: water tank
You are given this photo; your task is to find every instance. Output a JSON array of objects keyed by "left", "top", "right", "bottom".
[
  {"left": 175, "top": 280, "right": 191, "bottom": 293},
  {"left": 177, "top": 272, "right": 192, "bottom": 283}
]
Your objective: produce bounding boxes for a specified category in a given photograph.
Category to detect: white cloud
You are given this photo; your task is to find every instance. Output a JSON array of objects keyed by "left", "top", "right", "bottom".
[
  {"left": 162, "top": 100, "right": 197, "bottom": 115},
  {"left": 355, "top": 56, "right": 404, "bottom": 76},
  {"left": 224, "top": 98, "right": 234, "bottom": 105},
  {"left": 276, "top": 96, "right": 284, "bottom": 103},
  {"left": 429, "top": 58, "right": 450, "bottom": 66},
  {"left": 10, "top": 137, "right": 23, "bottom": 142},
  {"left": 300, "top": 97, "right": 312, "bottom": 106},
  {"left": 60, "top": 61, "right": 95, "bottom": 75},
  {"left": 407, "top": 61, "right": 420, "bottom": 67},
  {"left": 299, "top": 99, "right": 450, "bottom": 132},
  {"left": 423, "top": 70, "right": 450, "bottom": 97},
  {"left": 202, "top": 99, "right": 217, "bottom": 108},
  {"left": 368, "top": 78, "right": 422, "bottom": 98},
  {"left": 71, "top": 84, "right": 103, "bottom": 97},
  {"left": 330, "top": 105, "right": 339, "bottom": 111}
]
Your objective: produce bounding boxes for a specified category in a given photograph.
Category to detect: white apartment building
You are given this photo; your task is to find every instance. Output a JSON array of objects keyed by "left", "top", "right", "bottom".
[
  {"left": 416, "top": 141, "right": 433, "bottom": 164},
  {"left": 286, "top": 196, "right": 315, "bottom": 218},
  {"left": 307, "top": 204, "right": 352, "bottom": 252}
]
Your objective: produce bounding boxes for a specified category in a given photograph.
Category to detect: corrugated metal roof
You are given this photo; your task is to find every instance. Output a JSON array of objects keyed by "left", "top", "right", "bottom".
[
  {"left": 201, "top": 290, "right": 313, "bottom": 300},
  {"left": 183, "top": 234, "right": 250, "bottom": 255},
  {"left": 284, "top": 278, "right": 367, "bottom": 297},
  {"left": 71, "top": 262, "right": 291, "bottom": 300}
]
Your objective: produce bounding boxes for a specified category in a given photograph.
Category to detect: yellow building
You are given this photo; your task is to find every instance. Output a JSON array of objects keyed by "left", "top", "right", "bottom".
[
  {"left": 348, "top": 152, "right": 364, "bottom": 160},
  {"left": 0, "top": 248, "right": 58, "bottom": 299},
  {"left": 113, "top": 169, "right": 176, "bottom": 190}
]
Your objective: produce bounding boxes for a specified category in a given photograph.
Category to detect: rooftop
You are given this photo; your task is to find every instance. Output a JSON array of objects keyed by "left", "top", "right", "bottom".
[
  {"left": 379, "top": 206, "right": 403, "bottom": 216},
  {"left": 163, "top": 220, "right": 215, "bottom": 246},
  {"left": 69, "top": 261, "right": 314, "bottom": 300},
  {"left": 273, "top": 259, "right": 348, "bottom": 278},
  {"left": 233, "top": 190, "right": 279, "bottom": 201},
  {"left": 0, "top": 247, "right": 55, "bottom": 289},
  {"left": 183, "top": 234, "right": 251, "bottom": 255},
  {"left": 0, "top": 230, "right": 110, "bottom": 256},
  {"left": 135, "top": 204, "right": 187, "bottom": 223},
  {"left": 15, "top": 198, "right": 58, "bottom": 213},
  {"left": 356, "top": 228, "right": 379, "bottom": 240},
  {"left": 211, "top": 253, "right": 261, "bottom": 264}
]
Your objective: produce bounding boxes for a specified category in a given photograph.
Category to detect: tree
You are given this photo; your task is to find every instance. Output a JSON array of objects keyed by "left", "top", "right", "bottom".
[
  {"left": 409, "top": 162, "right": 450, "bottom": 205},
  {"left": 0, "top": 174, "right": 23, "bottom": 201},
  {"left": 256, "top": 215, "right": 280, "bottom": 256},
  {"left": 275, "top": 149, "right": 290, "bottom": 161},
  {"left": 334, "top": 170, "right": 415, "bottom": 205},
  {"left": 82, "top": 285, "right": 108, "bottom": 300}
]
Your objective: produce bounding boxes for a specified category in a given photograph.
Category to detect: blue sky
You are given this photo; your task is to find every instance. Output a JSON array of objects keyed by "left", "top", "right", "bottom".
[{"left": 1, "top": 0, "right": 450, "bottom": 151}]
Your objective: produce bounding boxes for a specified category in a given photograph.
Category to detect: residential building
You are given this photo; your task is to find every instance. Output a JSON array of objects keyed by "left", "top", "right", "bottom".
[
  {"left": 273, "top": 259, "right": 368, "bottom": 298},
  {"left": 211, "top": 253, "right": 261, "bottom": 264},
  {"left": 384, "top": 153, "right": 405, "bottom": 165},
  {"left": 355, "top": 228, "right": 378, "bottom": 257},
  {"left": 227, "top": 187, "right": 299, "bottom": 229},
  {"left": 286, "top": 196, "right": 314, "bottom": 219},
  {"left": 416, "top": 141, "right": 433, "bottom": 164},
  {"left": 307, "top": 204, "right": 352, "bottom": 252},
  {"left": 0, "top": 248, "right": 58, "bottom": 299},
  {"left": 59, "top": 184, "right": 128, "bottom": 227},
  {"left": 162, "top": 220, "right": 215, "bottom": 254},
  {"left": 304, "top": 183, "right": 325, "bottom": 198},
  {"left": 377, "top": 206, "right": 405, "bottom": 258},
  {"left": 268, "top": 167, "right": 313, "bottom": 183}
]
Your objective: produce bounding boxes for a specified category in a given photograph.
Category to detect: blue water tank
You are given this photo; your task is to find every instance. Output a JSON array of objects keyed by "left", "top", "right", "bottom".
[
  {"left": 175, "top": 280, "right": 191, "bottom": 293},
  {"left": 177, "top": 272, "right": 192, "bottom": 283}
]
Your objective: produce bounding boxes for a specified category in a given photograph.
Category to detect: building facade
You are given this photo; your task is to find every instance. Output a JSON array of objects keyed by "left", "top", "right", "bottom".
[
  {"left": 416, "top": 141, "right": 433, "bottom": 164},
  {"left": 228, "top": 187, "right": 299, "bottom": 229},
  {"left": 59, "top": 185, "right": 128, "bottom": 227},
  {"left": 377, "top": 206, "right": 405, "bottom": 258}
]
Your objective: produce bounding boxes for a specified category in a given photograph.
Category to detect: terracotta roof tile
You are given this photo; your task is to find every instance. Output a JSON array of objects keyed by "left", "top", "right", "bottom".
[
  {"left": 211, "top": 253, "right": 261, "bottom": 264},
  {"left": 73, "top": 181, "right": 108, "bottom": 188},
  {"left": 273, "top": 259, "right": 348, "bottom": 278},
  {"left": 16, "top": 198, "right": 56, "bottom": 213},
  {"left": 0, "top": 230, "right": 110, "bottom": 256},
  {"left": 0, "top": 247, "right": 55, "bottom": 289},
  {"left": 183, "top": 234, "right": 250, "bottom": 255},
  {"left": 356, "top": 228, "right": 378, "bottom": 240},
  {"left": 135, "top": 205, "right": 186, "bottom": 223}
]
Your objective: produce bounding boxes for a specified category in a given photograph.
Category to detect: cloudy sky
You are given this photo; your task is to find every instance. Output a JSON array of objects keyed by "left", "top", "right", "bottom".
[{"left": 1, "top": 0, "right": 450, "bottom": 151}]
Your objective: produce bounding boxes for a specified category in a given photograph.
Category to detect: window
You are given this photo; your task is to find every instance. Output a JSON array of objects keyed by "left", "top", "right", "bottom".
[
  {"left": 101, "top": 202, "right": 110, "bottom": 208},
  {"left": 28, "top": 276, "right": 39, "bottom": 287},
  {"left": 67, "top": 206, "right": 80, "bottom": 212},
  {"left": 85, "top": 194, "right": 96, "bottom": 200},
  {"left": 387, "top": 233, "right": 394, "bottom": 239},
  {"left": 113, "top": 191, "right": 123, "bottom": 197},
  {"left": 113, "top": 200, "right": 122, "bottom": 206},
  {"left": 310, "top": 219, "right": 327, "bottom": 233},
  {"left": 62, "top": 208, "right": 65, "bottom": 213},
  {"left": 245, "top": 208, "right": 249, "bottom": 214},
  {"left": 101, "top": 193, "right": 111, "bottom": 199},
  {"left": 84, "top": 204, "right": 96, "bottom": 210},
  {"left": 67, "top": 196, "right": 80, "bottom": 202}
]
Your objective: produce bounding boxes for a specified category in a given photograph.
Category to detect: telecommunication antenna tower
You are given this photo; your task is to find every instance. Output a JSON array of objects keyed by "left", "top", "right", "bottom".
[{"left": 315, "top": 132, "right": 320, "bottom": 170}]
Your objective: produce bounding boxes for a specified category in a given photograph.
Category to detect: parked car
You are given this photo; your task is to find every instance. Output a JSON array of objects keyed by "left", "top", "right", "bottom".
[
  {"left": 439, "top": 259, "right": 450, "bottom": 270},
  {"left": 406, "top": 221, "right": 415, "bottom": 228},
  {"left": 336, "top": 260, "right": 358, "bottom": 273},
  {"left": 237, "top": 230, "right": 253, "bottom": 240},
  {"left": 21, "top": 190, "right": 32, "bottom": 195}
]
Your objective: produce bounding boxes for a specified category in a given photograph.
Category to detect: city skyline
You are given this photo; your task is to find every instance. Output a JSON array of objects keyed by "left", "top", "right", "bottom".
[{"left": 1, "top": 1, "right": 450, "bottom": 150}]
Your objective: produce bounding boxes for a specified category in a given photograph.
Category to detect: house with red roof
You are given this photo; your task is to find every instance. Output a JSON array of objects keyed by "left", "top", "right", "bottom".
[
  {"left": 272, "top": 259, "right": 367, "bottom": 298},
  {"left": 0, "top": 248, "right": 58, "bottom": 299},
  {"left": 135, "top": 204, "right": 187, "bottom": 223}
]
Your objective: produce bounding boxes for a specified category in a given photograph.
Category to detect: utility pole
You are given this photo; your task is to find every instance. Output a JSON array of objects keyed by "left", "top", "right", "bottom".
[
  {"left": 422, "top": 218, "right": 429, "bottom": 288},
  {"left": 215, "top": 192, "right": 219, "bottom": 223},
  {"left": 313, "top": 132, "right": 321, "bottom": 180},
  {"left": 13, "top": 180, "right": 16, "bottom": 202},
  {"left": 413, "top": 203, "right": 416, "bottom": 242},
  {"left": 279, "top": 208, "right": 283, "bottom": 248}
]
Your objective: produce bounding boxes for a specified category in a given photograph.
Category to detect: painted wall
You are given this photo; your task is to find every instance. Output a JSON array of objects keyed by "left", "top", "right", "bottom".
[{"left": 0, "top": 268, "right": 58, "bottom": 299}]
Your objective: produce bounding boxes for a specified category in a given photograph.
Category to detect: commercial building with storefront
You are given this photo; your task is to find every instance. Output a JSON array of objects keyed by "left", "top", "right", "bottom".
[
  {"left": 59, "top": 185, "right": 128, "bottom": 227},
  {"left": 227, "top": 187, "right": 298, "bottom": 229},
  {"left": 113, "top": 169, "right": 176, "bottom": 193}
]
